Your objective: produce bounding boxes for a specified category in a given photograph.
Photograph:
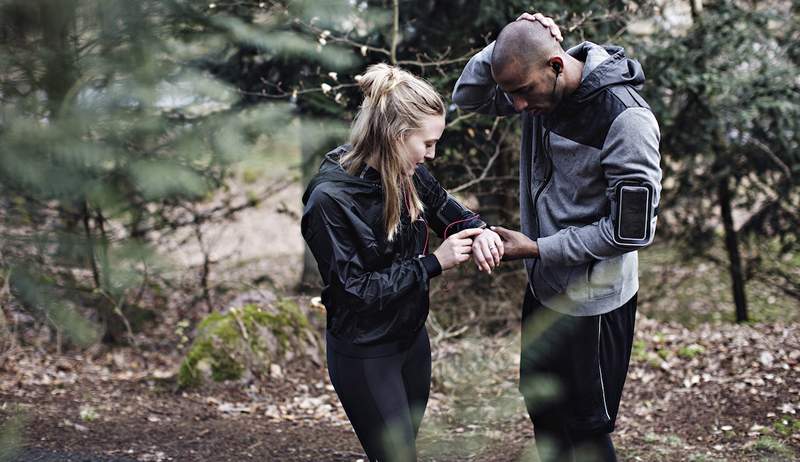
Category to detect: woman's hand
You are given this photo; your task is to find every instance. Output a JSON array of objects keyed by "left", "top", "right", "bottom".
[
  {"left": 433, "top": 228, "right": 483, "bottom": 271},
  {"left": 472, "top": 229, "right": 504, "bottom": 274}
]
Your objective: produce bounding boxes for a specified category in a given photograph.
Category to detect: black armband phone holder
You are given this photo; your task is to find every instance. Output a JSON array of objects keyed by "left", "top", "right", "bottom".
[
  {"left": 612, "top": 180, "right": 655, "bottom": 246},
  {"left": 437, "top": 194, "right": 485, "bottom": 238},
  {"left": 436, "top": 194, "right": 467, "bottom": 225}
]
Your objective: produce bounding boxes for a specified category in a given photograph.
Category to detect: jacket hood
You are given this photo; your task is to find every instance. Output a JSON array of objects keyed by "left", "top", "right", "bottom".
[
  {"left": 566, "top": 42, "right": 645, "bottom": 102},
  {"left": 301, "top": 144, "right": 378, "bottom": 205}
]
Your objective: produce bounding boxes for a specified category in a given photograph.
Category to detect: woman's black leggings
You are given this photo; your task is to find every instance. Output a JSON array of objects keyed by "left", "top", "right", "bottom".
[{"left": 327, "top": 329, "right": 432, "bottom": 462}]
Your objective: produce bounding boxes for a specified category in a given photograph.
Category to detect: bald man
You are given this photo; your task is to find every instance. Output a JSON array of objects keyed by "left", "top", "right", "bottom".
[{"left": 453, "top": 14, "right": 662, "bottom": 462}]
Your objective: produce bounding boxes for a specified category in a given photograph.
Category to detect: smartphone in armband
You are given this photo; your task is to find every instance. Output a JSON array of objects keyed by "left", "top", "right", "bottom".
[{"left": 613, "top": 181, "right": 654, "bottom": 246}]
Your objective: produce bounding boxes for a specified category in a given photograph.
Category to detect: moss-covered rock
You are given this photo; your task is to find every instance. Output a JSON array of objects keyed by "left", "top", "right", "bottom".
[{"left": 177, "top": 299, "right": 320, "bottom": 389}]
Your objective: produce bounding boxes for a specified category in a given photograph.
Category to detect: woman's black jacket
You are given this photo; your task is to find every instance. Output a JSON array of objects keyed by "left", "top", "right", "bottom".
[{"left": 301, "top": 145, "right": 485, "bottom": 353}]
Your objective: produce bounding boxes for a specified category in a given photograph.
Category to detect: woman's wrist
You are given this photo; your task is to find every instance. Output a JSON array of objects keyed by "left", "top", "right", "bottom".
[{"left": 420, "top": 254, "right": 443, "bottom": 278}]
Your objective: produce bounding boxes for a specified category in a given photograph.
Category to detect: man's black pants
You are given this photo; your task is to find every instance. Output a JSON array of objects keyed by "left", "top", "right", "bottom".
[{"left": 520, "top": 288, "right": 637, "bottom": 462}]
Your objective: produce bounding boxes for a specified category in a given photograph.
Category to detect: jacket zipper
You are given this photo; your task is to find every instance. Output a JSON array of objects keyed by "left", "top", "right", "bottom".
[
  {"left": 533, "top": 123, "right": 553, "bottom": 237},
  {"left": 529, "top": 121, "right": 553, "bottom": 301}
]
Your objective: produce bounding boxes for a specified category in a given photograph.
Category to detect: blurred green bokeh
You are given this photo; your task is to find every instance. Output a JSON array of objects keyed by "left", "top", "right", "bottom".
[{"left": 0, "top": 0, "right": 356, "bottom": 345}]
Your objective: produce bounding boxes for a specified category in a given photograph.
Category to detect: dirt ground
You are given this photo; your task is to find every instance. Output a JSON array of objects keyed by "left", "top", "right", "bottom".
[
  {"left": 0, "top": 345, "right": 523, "bottom": 462},
  {"left": 2, "top": 312, "right": 799, "bottom": 462}
]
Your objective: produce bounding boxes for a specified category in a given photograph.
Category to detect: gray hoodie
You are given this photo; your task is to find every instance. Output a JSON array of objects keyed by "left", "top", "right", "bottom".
[{"left": 453, "top": 41, "right": 662, "bottom": 316}]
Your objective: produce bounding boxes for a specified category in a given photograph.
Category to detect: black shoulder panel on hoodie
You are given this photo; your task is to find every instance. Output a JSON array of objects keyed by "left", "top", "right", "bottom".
[{"left": 545, "top": 85, "right": 652, "bottom": 150}]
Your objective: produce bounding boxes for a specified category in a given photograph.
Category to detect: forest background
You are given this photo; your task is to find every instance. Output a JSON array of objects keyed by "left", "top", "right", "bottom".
[{"left": 0, "top": 0, "right": 798, "bottom": 461}]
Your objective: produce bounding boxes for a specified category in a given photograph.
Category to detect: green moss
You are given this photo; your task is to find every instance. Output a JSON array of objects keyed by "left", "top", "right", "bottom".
[
  {"left": 752, "top": 436, "right": 794, "bottom": 459},
  {"left": 632, "top": 339, "right": 648, "bottom": 362},
  {"left": 772, "top": 417, "right": 800, "bottom": 437},
  {"left": 664, "top": 434, "right": 683, "bottom": 447},
  {"left": 177, "top": 299, "right": 317, "bottom": 389},
  {"left": 643, "top": 432, "right": 660, "bottom": 444},
  {"left": 0, "top": 411, "right": 25, "bottom": 462},
  {"left": 678, "top": 343, "right": 705, "bottom": 359},
  {"left": 242, "top": 167, "right": 262, "bottom": 184}
]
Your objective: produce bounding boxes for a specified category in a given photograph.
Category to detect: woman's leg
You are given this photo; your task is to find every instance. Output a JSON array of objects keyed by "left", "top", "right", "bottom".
[
  {"left": 401, "top": 328, "right": 432, "bottom": 437},
  {"left": 327, "top": 346, "right": 418, "bottom": 462}
]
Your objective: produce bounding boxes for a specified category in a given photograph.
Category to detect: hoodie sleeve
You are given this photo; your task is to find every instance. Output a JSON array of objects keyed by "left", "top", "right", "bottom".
[
  {"left": 301, "top": 189, "right": 441, "bottom": 313},
  {"left": 536, "top": 107, "right": 662, "bottom": 266},
  {"left": 452, "top": 42, "right": 519, "bottom": 116},
  {"left": 414, "top": 165, "right": 487, "bottom": 238}
]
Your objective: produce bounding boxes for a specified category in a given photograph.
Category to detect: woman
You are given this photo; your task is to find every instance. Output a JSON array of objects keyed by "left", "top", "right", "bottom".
[{"left": 301, "top": 63, "right": 503, "bottom": 461}]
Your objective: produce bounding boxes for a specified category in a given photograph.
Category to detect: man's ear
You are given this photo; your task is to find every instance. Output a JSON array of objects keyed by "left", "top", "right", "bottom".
[{"left": 549, "top": 56, "right": 564, "bottom": 75}]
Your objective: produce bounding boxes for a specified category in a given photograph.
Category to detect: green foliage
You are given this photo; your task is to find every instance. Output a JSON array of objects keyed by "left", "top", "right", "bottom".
[
  {"left": 178, "top": 300, "right": 318, "bottom": 388},
  {"left": 677, "top": 343, "right": 705, "bottom": 360},
  {"left": 642, "top": 0, "right": 800, "bottom": 265},
  {"left": 772, "top": 416, "right": 800, "bottom": 438},
  {"left": 632, "top": 338, "right": 648, "bottom": 361},
  {"left": 0, "top": 411, "right": 24, "bottom": 462},
  {"left": 752, "top": 435, "right": 794, "bottom": 458},
  {"left": 0, "top": 0, "right": 353, "bottom": 345}
]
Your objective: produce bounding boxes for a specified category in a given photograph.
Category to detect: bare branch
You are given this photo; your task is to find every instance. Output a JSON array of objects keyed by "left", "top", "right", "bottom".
[
  {"left": 449, "top": 124, "right": 508, "bottom": 194},
  {"left": 397, "top": 55, "right": 473, "bottom": 68},
  {"left": 746, "top": 137, "right": 792, "bottom": 179},
  {"left": 446, "top": 112, "right": 477, "bottom": 129},
  {"left": 391, "top": 0, "right": 399, "bottom": 65},
  {"left": 236, "top": 82, "right": 358, "bottom": 100}
]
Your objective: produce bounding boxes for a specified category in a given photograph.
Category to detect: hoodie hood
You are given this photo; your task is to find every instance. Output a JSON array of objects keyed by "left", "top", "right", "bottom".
[
  {"left": 566, "top": 42, "right": 645, "bottom": 103},
  {"left": 301, "top": 144, "right": 379, "bottom": 205}
]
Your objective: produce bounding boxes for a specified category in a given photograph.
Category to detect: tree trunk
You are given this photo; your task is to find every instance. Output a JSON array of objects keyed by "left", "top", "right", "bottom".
[
  {"left": 298, "top": 119, "right": 325, "bottom": 292},
  {"left": 0, "top": 269, "right": 14, "bottom": 352},
  {"left": 40, "top": 0, "right": 78, "bottom": 118},
  {"left": 717, "top": 177, "right": 749, "bottom": 323}
]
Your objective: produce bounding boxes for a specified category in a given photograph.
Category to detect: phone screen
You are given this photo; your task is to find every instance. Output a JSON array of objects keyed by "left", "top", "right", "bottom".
[{"left": 619, "top": 186, "right": 649, "bottom": 240}]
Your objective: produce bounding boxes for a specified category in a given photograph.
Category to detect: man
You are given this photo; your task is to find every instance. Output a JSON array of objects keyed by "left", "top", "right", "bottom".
[{"left": 455, "top": 14, "right": 662, "bottom": 462}]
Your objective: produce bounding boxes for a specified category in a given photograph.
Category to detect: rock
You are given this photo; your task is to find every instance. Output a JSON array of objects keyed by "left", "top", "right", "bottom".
[
  {"left": 759, "top": 351, "right": 775, "bottom": 368},
  {"left": 226, "top": 290, "right": 277, "bottom": 311},
  {"left": 177, "top": 301, "right": 321, "bottom": 389}
]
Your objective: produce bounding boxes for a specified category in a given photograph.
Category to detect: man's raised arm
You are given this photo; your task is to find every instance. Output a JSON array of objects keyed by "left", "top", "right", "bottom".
[{"left": 452, "top": 42, "right": 518, "bottom": 116}]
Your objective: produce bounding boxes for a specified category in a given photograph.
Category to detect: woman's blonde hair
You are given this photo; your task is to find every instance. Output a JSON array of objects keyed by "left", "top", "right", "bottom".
[{"left": 341, "top": 63, "right": 445, "bottom": 241}]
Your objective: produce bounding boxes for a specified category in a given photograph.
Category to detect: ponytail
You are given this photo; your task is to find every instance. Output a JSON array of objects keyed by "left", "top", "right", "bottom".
[{"left": 342, "top": 64, "right": 445, "bottom": 241}]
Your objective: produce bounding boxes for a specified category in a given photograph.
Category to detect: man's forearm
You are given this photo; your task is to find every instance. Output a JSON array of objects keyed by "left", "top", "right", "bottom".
[
  {"left": 524, "top": 240, "right": 539, "bottom": 258},
  {"left": 504, "top": 239, "right": 539, "bottom": 261}
]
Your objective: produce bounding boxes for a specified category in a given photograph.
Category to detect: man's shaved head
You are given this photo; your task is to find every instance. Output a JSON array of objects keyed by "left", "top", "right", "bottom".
[{"left": 492, "top": 20, "right": 563, "bottom": 80}]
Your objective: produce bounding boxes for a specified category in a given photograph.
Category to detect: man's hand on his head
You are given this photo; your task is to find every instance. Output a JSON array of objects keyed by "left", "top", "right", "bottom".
[{"left": 516, "top": 12, "right": 563, "bottom": 42}]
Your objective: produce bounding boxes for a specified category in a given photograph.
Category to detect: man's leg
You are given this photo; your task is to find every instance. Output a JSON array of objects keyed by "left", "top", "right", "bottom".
[
  {"left": 519, "top": 287, "right": 578, "bottom": 462},
  {"left": 519, "top": 290, "right": 637, "bottom": 462},
  {"left": 598, "top": 294, "right": 637, "bottom": 427}
]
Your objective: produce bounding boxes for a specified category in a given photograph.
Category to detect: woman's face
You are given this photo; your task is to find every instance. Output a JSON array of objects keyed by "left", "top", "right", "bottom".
[{"left": 400, "top": 113, "right": 445, "bottom": 176}]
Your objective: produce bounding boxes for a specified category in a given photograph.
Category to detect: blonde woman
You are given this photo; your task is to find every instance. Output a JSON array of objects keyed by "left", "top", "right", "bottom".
[{"left": 301, "top": 64, "right": 503, "bottom": 461}]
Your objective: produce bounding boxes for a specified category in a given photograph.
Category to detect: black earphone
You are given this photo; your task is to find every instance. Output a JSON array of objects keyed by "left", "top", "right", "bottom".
[{"left": 550, "top": 61, "right": 562, "bottom": 104}]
